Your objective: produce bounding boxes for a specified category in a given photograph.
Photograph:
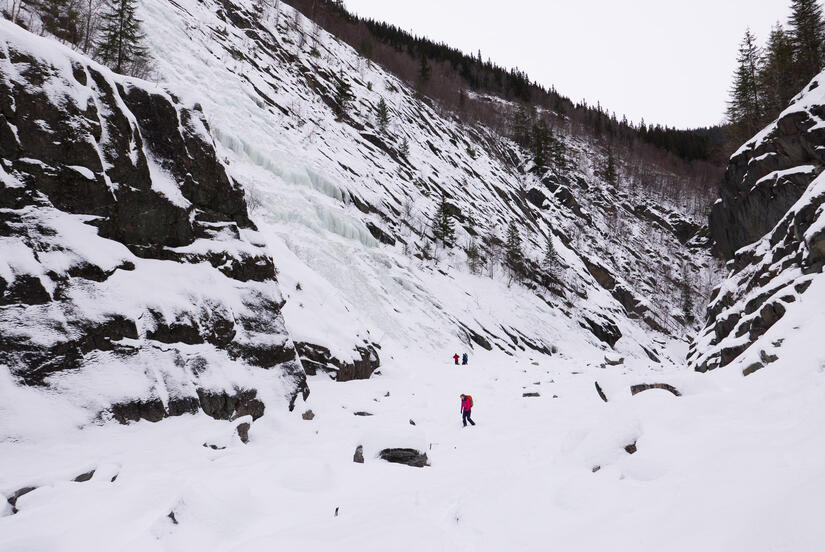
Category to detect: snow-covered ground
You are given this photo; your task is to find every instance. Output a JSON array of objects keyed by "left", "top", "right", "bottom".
[{"left": 4, "top": 293, "right": 825, "bottom": 551}]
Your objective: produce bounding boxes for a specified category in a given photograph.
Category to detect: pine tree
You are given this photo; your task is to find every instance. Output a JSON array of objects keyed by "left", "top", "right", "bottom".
[
  {"left": 38, "top": 0, "right": 83, "bottom": 44},
  {"left": 512, "top": 106, "right": 532, "bottom": 148},
  {"left": 726, "top": 28, "right": 764, "bottom": 139},
  {"left": 418, "top": 53, "right": 431, "bottom": 83},
  {"left": 431, "top": 195, "right": 456, "bottom": 248},
  {"left": 602, "top": 147, "right": 617, "bottom": 184},
  {"left": 549, "top": 131, "right": 567, "bottom": 172},
  {"left": 789, "top": 0, "right": 825, "bottom": 90},
  {"left": 542, "top": 234, "right": 556, "bottom": 288},
  {"left": 532, "top": 118, "right": 550, "bottom": 173},
  {"left": 466, "top": 239, "right": 482, "bottom": 274},
  {"left": 96, "top": 0, "right": 149, "bottom": 75},
  {"left": 505, "top": 221, "right": 523, "bottom": 280},
  {"left": 399, "top": 137, "right": 410, "bottom": 158},
  {"left": 375, "top": 97, "right": 390, "bottom": 132},
  {"left": 333, "top": 73, "right": 354, "bottom": 120},
  {"left": 760, "top": 23, "right": 796, "bottom": 116},
  {"left": 542, "top": 235, "right": 556, "bottom": 269}
]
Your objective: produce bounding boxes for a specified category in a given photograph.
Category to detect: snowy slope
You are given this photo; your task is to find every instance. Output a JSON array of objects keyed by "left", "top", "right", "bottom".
[{"left": 131, "top": 0, "right": 717, "bottom": 373}]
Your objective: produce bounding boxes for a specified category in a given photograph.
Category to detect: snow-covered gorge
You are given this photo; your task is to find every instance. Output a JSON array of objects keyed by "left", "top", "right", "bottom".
[{"left": 3, "top": 1, "right": 825, "bottom": 550}]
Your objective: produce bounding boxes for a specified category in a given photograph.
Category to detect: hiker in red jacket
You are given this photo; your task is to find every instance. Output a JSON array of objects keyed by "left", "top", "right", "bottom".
[
  {"left": 453, "top": 353, "right": 460, "bottom": 365},
  {"left": 460, "top": 394, "right": 475, "bottom": 427}
]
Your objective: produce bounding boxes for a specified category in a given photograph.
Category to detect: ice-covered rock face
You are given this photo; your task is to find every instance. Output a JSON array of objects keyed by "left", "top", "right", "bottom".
[
  {"left": 131, "top": 0, "right": 719, "bottom": 369},
  {"left": 690, "top": 74, "right": 825, "bottom": 373},
  {"left": 0, "top": 21, "right": 307, "bottom": 420}
]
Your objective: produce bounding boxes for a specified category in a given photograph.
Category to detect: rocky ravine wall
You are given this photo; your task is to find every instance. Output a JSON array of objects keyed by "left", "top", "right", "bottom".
[
  {"left": 691, "top": 73, "right": 825, "bottom": 373},
  {"left": 710, "top": 74, "right": 825, "bottom": 260},
  {"left": 0, "top": 21, "right": 308, "bottom": 421}
]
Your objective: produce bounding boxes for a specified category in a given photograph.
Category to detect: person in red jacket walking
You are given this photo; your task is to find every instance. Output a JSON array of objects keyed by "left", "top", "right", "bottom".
[
  {"left": 453, "top": 353, "right": 460, "bottom": 365},
  {"left": 460, "top": 394, "right": 475, "bottom": 427}
]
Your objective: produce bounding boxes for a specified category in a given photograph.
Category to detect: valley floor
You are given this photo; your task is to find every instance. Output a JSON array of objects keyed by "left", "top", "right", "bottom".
[{"left": 4, "top": 288, "right": 825, "bottom": 552}]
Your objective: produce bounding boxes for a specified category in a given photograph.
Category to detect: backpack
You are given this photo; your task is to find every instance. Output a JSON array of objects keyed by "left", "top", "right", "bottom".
[{"left": 466, "top": 395, "right": 473, "bottom": 408}]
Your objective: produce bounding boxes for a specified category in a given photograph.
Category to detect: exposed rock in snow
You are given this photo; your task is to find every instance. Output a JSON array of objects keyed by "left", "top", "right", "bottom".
[
  {"left": 296, "top": 341, "right": 380, "bottom": 381},
  {"left": 0, "top": 20, "right": 306, "bottom": 419},
  {"left": 630, "top": 383, "right": 681, "bottom": 397},
  {"left": 691, "top": 72, "right": 825, "bottom": 372},
  {"left": 711, "top": 72, "right": 825, "bottom": 259},
  {"left": 594, "top": 381, "right": 608, "bottom": 402},
  {"left": 378, "top": 448, "right": 428, "bottom": 468}
]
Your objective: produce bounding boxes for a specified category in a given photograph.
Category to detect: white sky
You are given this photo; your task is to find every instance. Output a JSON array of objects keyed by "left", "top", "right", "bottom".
[{"left": 343, "top": 0, "right": 792, "bottom": 128}]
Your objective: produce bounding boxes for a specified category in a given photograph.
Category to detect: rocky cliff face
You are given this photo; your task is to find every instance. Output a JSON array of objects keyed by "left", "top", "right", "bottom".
[
  {"left": 710, "top": 76, "right": 825, "bottom": 259},
  {"left": 0, "top": 22, "right": 307, "bottom": 420},
  {"left": 691, "top": 73, "right": 825, "bottom": 373}
]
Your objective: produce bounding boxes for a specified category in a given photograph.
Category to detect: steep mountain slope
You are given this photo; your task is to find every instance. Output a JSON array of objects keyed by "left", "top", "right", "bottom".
[
  {"left": 135, "top": 0, "right": 717, "bottom": 372},
  {"left": 691, "top": 72, "right": 825, "bottom": 373},
  {"left": 711, "top": 75, "right": 825, "bottom": 259},
  {"left": 0, "top": 21, "right": 307, "bottom": 420}
]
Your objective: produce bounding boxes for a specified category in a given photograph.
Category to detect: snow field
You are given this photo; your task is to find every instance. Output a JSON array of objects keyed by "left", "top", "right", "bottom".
[{"left": 4, "top": 316, "right": 825, "bottom": 551}]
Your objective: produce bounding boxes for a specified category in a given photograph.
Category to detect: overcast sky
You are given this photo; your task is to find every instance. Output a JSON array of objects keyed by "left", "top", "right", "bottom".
[{"left": 343, "top": 0, "right": 792, "bottom": 128}]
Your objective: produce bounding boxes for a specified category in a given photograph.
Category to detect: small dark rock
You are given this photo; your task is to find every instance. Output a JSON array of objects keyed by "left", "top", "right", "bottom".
[
  {"left": 237, "top": 422, "right": 251, "bottom": 443},
  {"left": 625, "top": 442, "right": 637, "bottom": 454},
  {"left": 743, "top": 362, "right": 764, "bottom": 377},
  {"left": 630, "top": 383, "right": 682, "bottom": 397},
  {"left": 523, "top": 392, "right": 540, "bottom": 397},
  {"left": 302, "top": 409, "right": 315, "bottom": 420},
  {"left": 353, "top": 445, "right": 364, "bottom": 463},
  {"left": 353, "top": 411, "right": 373, "bottom": 416},
  {"left": 73, "top": 470, "right": 95, "bottom": 482},
  {"left": 594, "top": 382, "right": 608, "bottom": 403},
  {"left": 6, "top": 486, "right": 36, "bottom": 514}
]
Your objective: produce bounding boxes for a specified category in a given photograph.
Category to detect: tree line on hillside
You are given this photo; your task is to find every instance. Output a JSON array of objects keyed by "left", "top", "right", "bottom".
[
  {"left": 4, "top": 0, "right": 150, "bottom": 76},
  {"left": 727, "top": 0, "right": 825, "bottom": 142},
  {"left": 286, "top": 0, "right": 728, "bottom": 168}
]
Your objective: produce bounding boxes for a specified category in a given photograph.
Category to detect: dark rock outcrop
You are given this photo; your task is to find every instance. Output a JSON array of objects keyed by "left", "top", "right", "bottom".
[
  {"left": 581, "top": 316, "right": 622, "bottom": 348},
  {"left": 297, "top": 342, "right": 380, "bottom": 381},
  {"left": 710, "top": 76, "right": 825, "bottom": 259},
  {"left": 630, "top": 383, "right": 681, "bottom": 397},
  {"left": 366, "top": 221, "right": 396, "bottom": 246},
  {"left": 353, "top": 445, "right": 364, "bottom": 463},
  {"left": 379, "top": 448, "right": 429, "bottom": 468},
  {"left": 691, "top": 73, "right": 825, "bottom": 372},
  {"left": 0, "top": 25, "right": 306, "bottom": 419}
]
